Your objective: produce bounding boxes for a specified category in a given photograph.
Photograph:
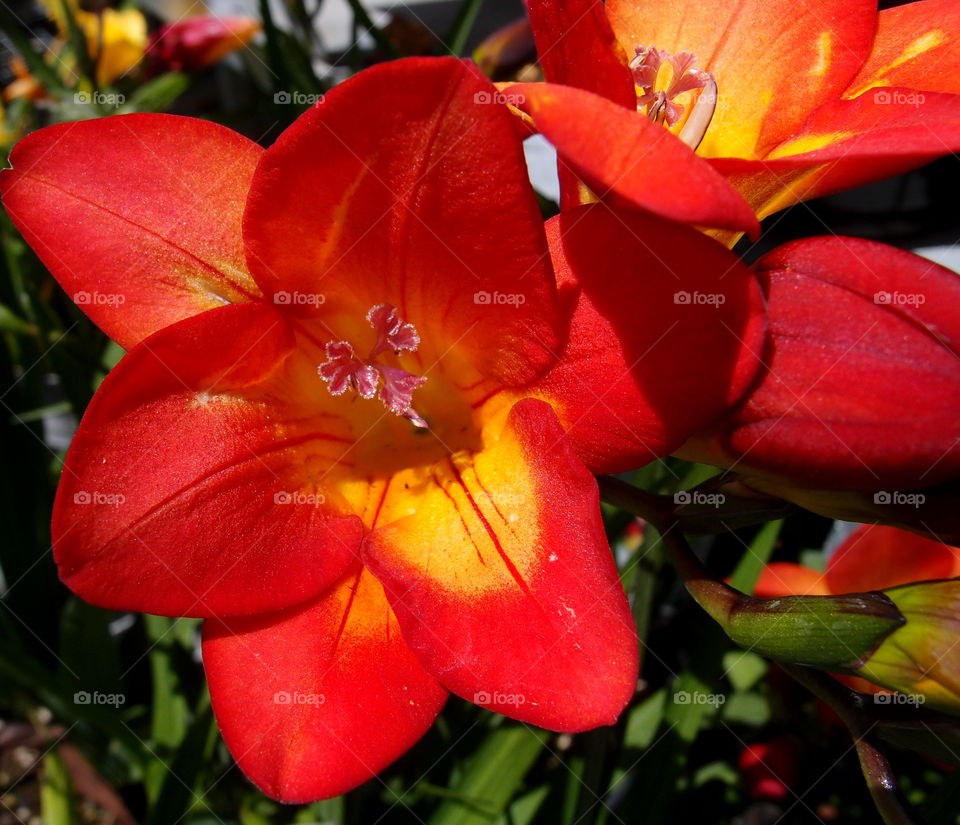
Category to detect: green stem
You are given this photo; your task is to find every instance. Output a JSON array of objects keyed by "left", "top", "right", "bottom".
[{"left": 782, "top": 665, "right": 923, "bottom": 825}]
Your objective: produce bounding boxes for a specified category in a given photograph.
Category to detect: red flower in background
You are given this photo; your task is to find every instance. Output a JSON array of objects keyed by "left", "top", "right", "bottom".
[
  {"left": 1, "top": 57, "right": 764, "bottom": 800},
  {"left": 517, "top": 0, "right": 960, "bottom": 224},
  {"left": 148, "top": 16, "right": 260, "bottom": 74}
]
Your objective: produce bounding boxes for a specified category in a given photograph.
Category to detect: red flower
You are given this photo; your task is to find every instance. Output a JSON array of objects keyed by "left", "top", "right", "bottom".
[
  {"left": 1, "top": 57, "right": 764, "bottom": 801},
  {"left": 738, "top": 736, "right": 799, "bottom": 801},
  {"left": 147, "top": 16, "right": 260, "bottom": 74},
  {"left": 519, "top": 0, "right": 960, "bottom": 224}
]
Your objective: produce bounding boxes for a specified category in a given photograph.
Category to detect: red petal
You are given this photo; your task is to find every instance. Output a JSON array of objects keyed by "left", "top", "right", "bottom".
[
  {"left": 53, "top": 302, "right": 363, "bottom": 618},
  {"left": 1, "top": 114, "right": 261, "bottom": 349},
  {"left": 827, "top": 524, "right": 960, "bottom": 594},
  {"left": 752, "top": 563, "right": 831, "bottom": 598},
  {"left": 509, "top": 82, "right": 759, "bottom": 233},
  {"left": 363, "top": 398, "right": 638, "bottom": 732},
  {"left": 203, "top": 566, "right": 447, "bottom": 802},
  {"left": 605, "top": 0, "right": 876, "bottom": 157},
  {"left": 243, "top": 57, "right": 560, "bottom": 388},
  {"left": 688, "top": 236, "right": 960, "bottom": 490},
  {"left": 845, "top": 0, "right": 960, "bottom": 96},
  {"left": 535, "top": 205, "right": 765, "bottom": 473}
]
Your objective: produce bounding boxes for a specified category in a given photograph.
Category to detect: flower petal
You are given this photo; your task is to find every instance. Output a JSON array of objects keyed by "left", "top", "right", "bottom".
[
  {"left": 0, "top": 114, "right": 261, "bottom": 349},
  {"left": 605, "top": 0, "right": 876, "bottom": 157},
  {"left": 243, "top": 57, "right": 560, "bottom": 388},
  {"left": 752, "top": 563, "right": 831, "bottom": 598},
  {"left": 712, "top": 84, "right": 960, "bottom": 219},
  {"left": 827, "top": 524, "right": 960, "bottom": 594},
  {"left": 845, "top": 0, "right": 960, "bottom": 97},
  {"left": 363, "top": 398, "right": 638, "bottom": 732},
  {"left": 509, "top": 82, "right": 759, "bottom": 233},
  {"left": 53, "top": 302, "right": 363, "bottom": 618},
  {"left": 535, "top": 205, "right": 765, "bottom": 473},
  {"left": 203, "top": 566, "right": 447, "bottom": 802}
]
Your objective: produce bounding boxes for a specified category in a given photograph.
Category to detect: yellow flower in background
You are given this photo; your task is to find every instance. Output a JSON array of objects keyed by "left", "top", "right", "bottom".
[
  {"left": 34, "top": 0, "right": 147, "bottom": 86},
  {"left": 75, "top": 7, "right": 148, "bottom": 86}
]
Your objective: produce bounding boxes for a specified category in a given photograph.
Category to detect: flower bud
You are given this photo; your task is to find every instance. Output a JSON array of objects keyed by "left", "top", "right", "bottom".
[
  {"left": 854, "top": 579, "right": 960, "bottom": 714},
  {"left": 679, "top": 236, "right": 960, "bottom": 496}
]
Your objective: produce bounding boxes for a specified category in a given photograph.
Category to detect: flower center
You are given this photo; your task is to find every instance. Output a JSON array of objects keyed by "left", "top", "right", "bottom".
[
  {"left": 630, "top": 46, "right": 717, "bottom": 150},
  {"left": 318, "top": 303, "right": 429, "bottom": 429}
]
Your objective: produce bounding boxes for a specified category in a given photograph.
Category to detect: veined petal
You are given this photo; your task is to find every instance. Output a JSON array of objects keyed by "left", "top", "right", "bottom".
[
  {"left": 203, "top": 566, "right": 447, "bottom": 803},
  {"left": 53, "top": 302, "right": 363, "bottom": 618},
  {"left": 244, "top": 57, "right": 560, "bottom": 388},
  {"left": 535, "top": 205, "right": 765, "bottom": 474},
  {"left": 605, "top": 0, "right": 876, "bottom": 157},
  {"left": 0, "top": 114, "right": 261, "bottom": 349},
  {"left": 363, "top": 398, "right": 638, "bottom": 732},
  {"left": 827, "top": 524, "right": 960, "bottom": 594},
  {"left": 509, "top": 82, "right": 759, "bottom": 233},
  {"left": 845, "top": 0, "right": 960, "bottom": 97}
]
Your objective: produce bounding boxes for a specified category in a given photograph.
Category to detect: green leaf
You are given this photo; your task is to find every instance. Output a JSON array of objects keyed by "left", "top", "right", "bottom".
[
  {"left": 443, "top": 0, "right": 484, "bottom": 57},
  {"left": 623, "top": 688, "right": 667, "bottom": 750},
  {"left": 722, "top": 650, "right": 768, "bottom": 693},
  {"left": 729, "top": 519, "right": 783, "bottom": 595},
  {"left": 720, "top": 692, "right": 770, "bottom": 726},
  {"left": 120, "top": 73, "right": 190, "bottom": 113},
  {"left": 144, "top": 703, "right": 220, "bottom": 825},
  {"left": 428, "top": 725, "right": 546, "bottom": 825},
  {"left": 40, "top": 748, "right": 77, "bottom": 825}
]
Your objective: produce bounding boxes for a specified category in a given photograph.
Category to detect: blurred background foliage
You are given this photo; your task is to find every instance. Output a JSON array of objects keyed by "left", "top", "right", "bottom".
[{"left": 1, "top": 1, "right": 960, "bottom": 823}]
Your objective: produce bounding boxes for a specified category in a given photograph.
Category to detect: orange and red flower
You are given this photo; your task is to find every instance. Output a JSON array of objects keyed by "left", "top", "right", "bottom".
[
  {"left": 520, "top": 0, "right": 960, "bottom": 224},
  {"left": 1, "top": 57, "right": 765, "bottom": 800}
]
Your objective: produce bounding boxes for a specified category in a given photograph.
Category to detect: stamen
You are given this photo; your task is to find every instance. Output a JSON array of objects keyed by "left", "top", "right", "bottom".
[
  {"left": 317, "top": 304, "right": 429, "bottom": 428},
  {"left": 630, "top": 45, "right": 716, "bottom": 148}
]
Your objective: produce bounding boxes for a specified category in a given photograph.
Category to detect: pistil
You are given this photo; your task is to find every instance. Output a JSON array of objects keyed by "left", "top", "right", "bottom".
[{"left": 630, "top": 46, "right": 717, "bottom": 151}]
